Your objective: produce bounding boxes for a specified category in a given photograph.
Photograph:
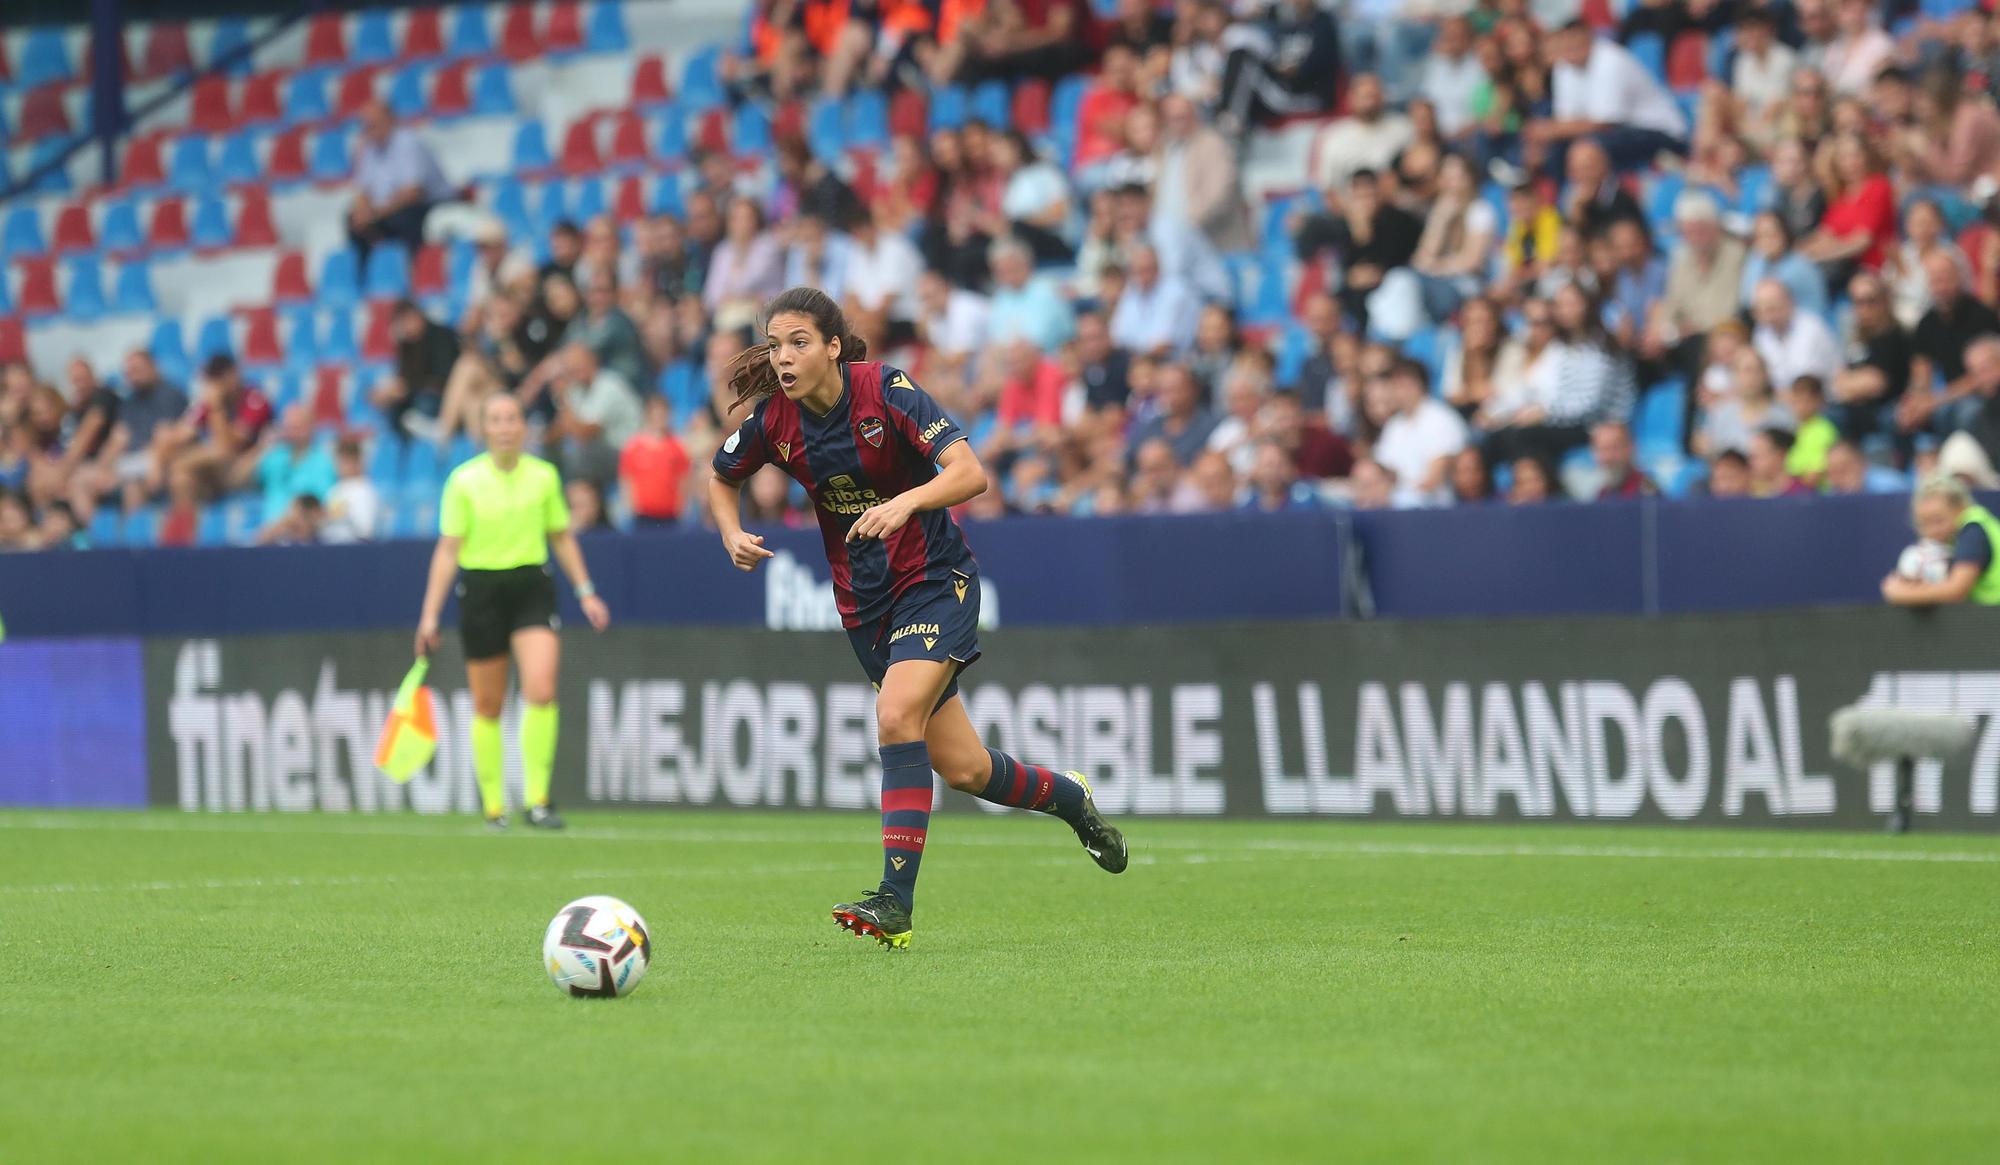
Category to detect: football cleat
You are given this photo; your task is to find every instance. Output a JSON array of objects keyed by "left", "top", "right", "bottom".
[
  {"left": 484, "top": 814, "right": 509, "bottom": 833},
  {"left": 831, "top": 887, "right": 913, "bottom": 949},
  {"left": 524, "top": 804, "right": 566, "bottom": 830},
  {"left": 1065, "top": 771, "right": 1129, "bottom": 874}
]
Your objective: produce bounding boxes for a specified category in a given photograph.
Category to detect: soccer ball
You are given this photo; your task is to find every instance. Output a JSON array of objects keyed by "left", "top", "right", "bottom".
[
  {"left": 1897, "top": 540, "right": 1951, "bottom": 584},
  {"left": 543, "top": 895, "right": 652, "bottom": 998}
]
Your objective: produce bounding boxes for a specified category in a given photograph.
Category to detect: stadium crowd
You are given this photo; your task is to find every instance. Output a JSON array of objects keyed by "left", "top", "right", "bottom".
[{"left": 7, "top": 0, "right": 2000, "bottom": 552}]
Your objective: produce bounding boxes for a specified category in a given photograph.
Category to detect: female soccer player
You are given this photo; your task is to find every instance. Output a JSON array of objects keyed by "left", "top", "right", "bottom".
[
  {"left": 709, "top": 286, "right": 1128, "bottom": 949},
  {"left": 416, "top": 393, "right": 610, "bottom": 830}
]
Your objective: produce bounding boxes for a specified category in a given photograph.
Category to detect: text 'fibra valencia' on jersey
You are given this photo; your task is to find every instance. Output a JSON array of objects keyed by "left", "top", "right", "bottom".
[{"left": 712, "top": 361, "right": 976, "bottom": 630}]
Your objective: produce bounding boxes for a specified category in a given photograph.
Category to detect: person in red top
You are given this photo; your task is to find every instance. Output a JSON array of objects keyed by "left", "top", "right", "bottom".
[
  {"left": 162, "top": 354, "right": 274, "bottom": 502},
  {"left": 618, "top": 395, "right": 692, "bottom": 529},
  {"left": 932, "top": 0, "right": 1094, "bottom": 85},
  {"left": 1800, "top": 133, "right": 1896, "bottom": 281},
  {"left": 996, "top": 338, "right": 1067, "bottom": 429},
  {"left": 1071, "top": 44, "right": 1141, "bottom": 170}
]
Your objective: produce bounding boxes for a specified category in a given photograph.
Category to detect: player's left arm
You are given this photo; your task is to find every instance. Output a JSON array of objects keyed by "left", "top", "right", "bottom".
[
  {"left": 1882, "top": 561, "right": 1981, "bottom": 607},
  {"left": 848, "top": 440, "right": 986, "bottom": 542}
]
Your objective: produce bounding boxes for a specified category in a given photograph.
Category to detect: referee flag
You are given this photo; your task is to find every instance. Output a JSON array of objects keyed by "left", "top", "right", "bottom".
[{"left": 374, "top": 656, "right": 438, "bottom": 782}]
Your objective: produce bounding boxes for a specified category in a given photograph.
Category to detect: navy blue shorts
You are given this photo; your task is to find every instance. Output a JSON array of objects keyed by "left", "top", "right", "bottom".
[{"left": 845, "top": 571, "right": 982, "bottom": 707}]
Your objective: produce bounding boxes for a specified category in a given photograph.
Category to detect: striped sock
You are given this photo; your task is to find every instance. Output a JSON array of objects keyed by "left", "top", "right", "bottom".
[
  {"left": 879, "top": 741, "right": 932, "bottom": 909},
  {"left": 978, "top": 749, "right": 1086, "bottom": 825}
]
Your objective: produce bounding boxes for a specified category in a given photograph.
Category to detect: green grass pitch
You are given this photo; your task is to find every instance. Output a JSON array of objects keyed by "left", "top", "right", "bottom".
[{"left": 3, "top": 810, "right": 1998, "bottom": 1162}]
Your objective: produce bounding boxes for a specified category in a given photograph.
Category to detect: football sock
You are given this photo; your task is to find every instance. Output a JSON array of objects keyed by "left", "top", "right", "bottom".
[
  {"left": 520, "top": 702, "right": 557, "bottom": 808},
  {"left": 471, "top": 715, "right": 505, "bottom": 819},
  {"left": 979, "top": 749, "right": 1087, "bottom": 825},
  {"left": 879, "top": 741, "right": 932, "bottom": 909}
]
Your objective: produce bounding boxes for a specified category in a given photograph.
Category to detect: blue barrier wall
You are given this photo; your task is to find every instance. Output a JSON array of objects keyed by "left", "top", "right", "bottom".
[{"left": 0, "top": 495, "right": 1962, "bottom": 638}]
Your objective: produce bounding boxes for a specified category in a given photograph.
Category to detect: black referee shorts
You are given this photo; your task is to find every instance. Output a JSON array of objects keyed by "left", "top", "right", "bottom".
[{"left": 457, "top": 565, "right": 560, "bottom": 660}]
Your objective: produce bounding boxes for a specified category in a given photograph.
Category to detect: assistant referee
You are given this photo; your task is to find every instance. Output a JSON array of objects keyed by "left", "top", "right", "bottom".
[{"left": 416, "top": 393, "right": 609, "bottom": 830}]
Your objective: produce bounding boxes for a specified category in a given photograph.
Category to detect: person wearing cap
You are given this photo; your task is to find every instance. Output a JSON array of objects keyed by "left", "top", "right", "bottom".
[
  {"left": 1644, "top": 190, "right": 1747, "bottom": 384},
  {"left": 1882, "top": 473, "right": 2000, "bottom": 606}
]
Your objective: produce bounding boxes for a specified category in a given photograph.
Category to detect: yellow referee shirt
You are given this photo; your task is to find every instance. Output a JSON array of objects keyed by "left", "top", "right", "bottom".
[{"left": 439, "top": 453, "right": 568, "bottom": 570}]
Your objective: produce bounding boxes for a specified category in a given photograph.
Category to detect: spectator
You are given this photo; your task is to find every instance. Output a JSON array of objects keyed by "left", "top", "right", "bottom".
[
  {"left": 47, "top": 357, "right": 120, "bottom": 521},
  {"left": 1422, "top": 17, "right": 1487, "bottom": 139},
  {"left": 1441, "top": 295, "right": 1506, "bottom": 420},
  {"left": 1599, "top": 217, "right": 1667, "bottom": 353},
  {"left": 1729, "top": 8, "right": 1798, "bottom": 123},
  {"left": 438, "top": 293, "right": 548, "bottom": 444},
  {"left": 1751, "top": 279, "right": 1843, "bottom": 391},
  {"left": 1488, "top": 283, "right": 1637, "bottom": 466},
  {"left": 1951, "top": 335, "right": 2000, "bottom": 479},
  {"left": 167, "top": 355, "right": 274, "bottom": 502},
  {"left": 1799, "top": 133, "right": 1896, "bottom": 282},
  {"left": 1127, "top": 364, "right": 1219, "bottom": 467},
  {"left": 243, "top": 405, "right": 337, "bottom": 528},
  {"left": 1265, "top": 386, "right": 1353, "bottom": 480},
  {"left": 1764, "top": 138, "right": 1828, "bottom": 246},
  {"left": 1374, "top": 357, "right": 1469, "bottom": 504},
  {"left": 1072, "top": 310, "right": 1132, "bottom": 416},
  {"left": 369, "top": 299, "right": 462, "bottom": 441},
  {"left": 1215, "top": 0, "right": 1343, "bottom": 133},
  {"left": 1169, "top": 449, "right": 1240, "bottom": 513},
  {"left": 1590, "top": 420, "right": 1655, "bottom": 499},
  {"left": 1833, "top": 271, "right": 1912, "bottom": 441},
  {"left": 1900, "top": 66, "right": 2000, "bottom": 189},
  {"left": 1481, "top": 296, "right": 1560, "bottom": 430},
  {"left": 1748, "top": 428, "right": 1812, "bottom": 496},
  {"left": 1888, "top": 200, "right": 1957, "bottom": 331},
  {"left": 1186, "top": 303, "right": 1240, "bottom": 395},
  {"left": 1169, "top": 2, "right": 1230, "bottom": 109},
  {"left": 915, "top": 268, "right": 991, "bottom": 371},
  {"left": 73, "top": 350, "right": 188, "bottom": 518},
  {"left": 546, "top": 344, "right": 643, "bottom": 487},
  {"left": 1108, "top": 244, "right": 1199, "bottom": 357},
  {"left": 1699, "top": 346, "right": 1795, "bottom": 458},
  {"left": 1072, "top": 46, "right": 1146, "bottom": 171},
  {"left": 1903, "top": 252, "right": 2000, "bottom": 441},
  {"left": 1706, "top": 448, "right": 1753, "bottom": 497},
  {"left": 1646, "top": 191, "right": 1746, "bottom": 381},
  {"left": 1823, "top": 0, "right": 1895, "bottom": 97},
  {"left": 1821, "top": 439, "right": 1873, "bottom": 495},
  {"left": 682, "top": 193, "right": 725, "bottom": 291},
  {"left": 1295, "top": 169, "right": 1422, "bottom": 333},
  {"left": 994, "top": 131, "right": 1075, "bottom": 264},
  {"left": 1154, "top": 94, "right": 1254, "bottom": 278},
  {"left": 1882, "top": 474, "right": 2000, "bottom": 606},
  {"left": 1347, "top": 457, "right": 1405, "bottom": 510},
  {"left": 1369, "top": 153, "right": 1500, "bottom": 340},
  {"left": 1528, "top": 21, "right": 1688, "bottom": 175},
  {"left": 321, "top": 439, "right": 380, "bottom": 543},
  {"left": 540, "top": 220, "right": 583, "bottom": 288},
  {"left": 1506, "top": 456, "right": 1557, "bottom": 504},
  {"left": 1784, "top": 376, "right": 1841, "bottom": 484},
  {"left": 565, "top": 478, "right": 617, "bottom": 533},
  {"left": 703, "top": 198, "right": 786, "bottom": 333},
  {"left": 1309, "top": 75, "right": 1414, "bottom": 191},
  {"left": 1741, "top": 211, "right": 1830, "bottom": 323},
  {"left": 1448, "top": 445, "right": 1496, "bottom": 505},
  {"left": 256, "top": 493, "right": 325, "bottom": 546},
  {"left": 1206, "top": 361, "right": 1272, "bottom": 474},
  {"left": 573, "top": 215, "right": 636, "bottom": 293},
  {"left": 845, "top": 199, "right": 925, "bottom": 349},
  {"left": 1239, "top": 440, "right": 1323, "bottom": 512},
  {"left": 0, "top": 487, "right": 33, "bottom": 551},
  {"left": 986, "top": 236, "right": 1076, "bottom": 353},
  {"left": 782, "top": 213, "right": 853, "bottom": 302},
  {"left": 773, "top": 136, "right": 865, "bottom": 230},
  {"left": 1289, "top": 292, "right": 1345, "bottom": 415},
  {"left": 996, "top": 340, "right": 1068, "bottom": 431},
  {"left": 640, "top": 214, "right": 701, "bottom": 304},
  {"left": 1496, "top": 176, "right": 1564, "bottom": 297},
  {"left": 1559, "top": 139, "right": 1646, "bottom": 243},
  {"left": 620, "top": 395, "right": 692, "bottom": 529},
  {"left": 462, "top": 219, "right": 518, "bottom": 313},
  {"left": 943, "top": 0, "right": 1093, "bottom": 86},
  {"left": 347, "top": 100, "right": 454, "bottom": 261},
  {"left": 16, "top": 384, "right": 70, "bottom": 515},
  {"left": 568, "top": 270, "right": 650, "bottom": 391}
]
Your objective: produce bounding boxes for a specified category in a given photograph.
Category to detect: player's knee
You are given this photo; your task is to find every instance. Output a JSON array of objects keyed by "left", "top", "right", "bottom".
[
  {"left": 518, "top": 678, "right": 556, "bottom": 705},
  {"left": 472, "top": 696, "right": 505, "bottom": 720},
  {"left": 937, "top": 762, "right": 985, "bottom": 793},
  {"left": 875, "top": 703, "right": 928, "bottom": 745}
]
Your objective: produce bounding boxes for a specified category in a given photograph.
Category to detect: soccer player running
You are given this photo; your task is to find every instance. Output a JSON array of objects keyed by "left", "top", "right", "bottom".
[
  {"left": 708, "top": 287, "right": 1128, "bottom": 949},
  {"left": 416, "top": 393, "right": 609, "bottom": 830}
]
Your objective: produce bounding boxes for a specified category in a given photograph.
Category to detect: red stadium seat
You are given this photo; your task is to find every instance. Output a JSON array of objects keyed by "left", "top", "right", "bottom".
[
  {"left": 890, "top": 89, "right": 927, "bottom": 139},
  {"left": 499, "top": 4, "right": 542, "bottom": 61},
  {"left": 18, "top": 85, "right": 73, "bottom": 141},
  {"left": 613, "top": 174, "right": 647, "bottom": 222},
  {"left": 608, "top": 111, "right": 649, "bottom": 169},
  {"left": 696, "top": 108, "right": 729, "bottom": 155},
  {"left": 234, "top": 189, "right": 279, "bottom": 248},
  {"left": 1011, "top": 78, "right": 1051, "bottom": 135},
  {"left": 15, "top": 258, "right": 60, "bottom": 315},
  {"left": 240, "top": 71, "right": 285, "bottom": 124},
  {"left": 1666, "top": 32, "right": 1708, "bottom": 93},
  {"left": 402, "top": 8, "right": 445, "bottom": 60},
  {"left": 559, "top": 116, "right": 603, "bottom": 175},
  {"left": 412, "top": 244, "right": 447, "bottom": 296},
  {"left": 335, "top": 66, "right": 381, "bottom": 119},
  {"left": 148, "top": 197, "right": 191, "bottom": 249},
  {"left": 0, "top": 317, "right": 25, "bottom": 364},
  {"left": 631, "top": 55, "right": 671, "bottom": 106},
  {"left": 546, "top": 1, "right": 585, "bottom": 53},
  {"left": 305, "top": 13, "right": 348, "bottom": 66},
  {"left": 52, "top": 202, "right": 96, "bottom": 254},
  {"left": 772, "top": 100, "right": 804, "bottom": 144},
  {"left": 362, "top": 300, "right": 397, "bottom": 361},
  {"left": 431, "top": 61, "right": 472, "bottom": 116},
  {"left": 272, "top": 250, "right": 312, "bottom": 302},
  {"left": 188, "top": 75, "right": 236, "bottom": 134},
  {"left": 312, "top": 366, "right": 347, "bottom": 425},
  {"left": 266, "top": 126, "right": 309, "bottom": 182},
  {"left": 239, "top": 306, "right": 283, "bottom": 366},
  {"left": 1580, "top": 0, "right": 1616, "bottom": 30},
  {"left": 139, "top": 22, "right": 194, "bottom": 81},
  {"left": 121, "top": 132, "right": 167, "bottom": 188}
]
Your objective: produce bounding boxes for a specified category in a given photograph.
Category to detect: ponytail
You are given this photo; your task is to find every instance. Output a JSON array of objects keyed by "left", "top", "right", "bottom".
[{"left": 726, "top": 287, "right": 870, "bottom": 409}]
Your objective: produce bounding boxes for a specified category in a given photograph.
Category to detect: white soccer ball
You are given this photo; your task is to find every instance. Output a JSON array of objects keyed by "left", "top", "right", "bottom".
[
  {"left": 1897, "top": 540, "right": 1952, "bottom": 584},
  {"left": 543, "top": 895, "right": 652, "bottom": 998}
]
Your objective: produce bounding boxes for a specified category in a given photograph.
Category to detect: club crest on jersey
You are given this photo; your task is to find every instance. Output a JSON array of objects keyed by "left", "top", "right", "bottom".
[
  {"left": 775, "top": 441, "right": 791, "bottom": 462},
  {"left": 859, "top": 416, "right": 886, "bottom": 447}
]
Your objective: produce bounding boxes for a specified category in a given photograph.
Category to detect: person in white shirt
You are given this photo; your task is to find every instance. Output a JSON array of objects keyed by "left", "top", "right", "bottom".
[
  {"left": 1373, "top": 357, "right": 1468, "bottom": 504},
  {"left": 842, "top": 200, "right": 924, "bottom": 345},
  {"left": 1823, "top": 0, "right": 1894, "bottom": 96},
  {"left": 1309, "top": 74, "right": 1415, "bottom": 192},
  {"left": 322, "top": 439, "right": 381, "bottom": 543},
  {"left": 914, "top": 269, "right": 990, "bottom": 371},
  {"left": 1729, "top": 9, "right": 1798, "bottom": 122},
  {"left": 1420, "top": 17, "right": 1487, "bottom": 138},
  {"left": 1108, "top": 244, "right": 1202, "bottom": 357},
  {"left": 548, "top": 343, "right": 643, "bottom": 488},
  {"left": 1528, "top": 21, "right": 1688, "bottom": 175},
  {"left": 1751, "top": 278, "right": 1843, "bottom": 390}
]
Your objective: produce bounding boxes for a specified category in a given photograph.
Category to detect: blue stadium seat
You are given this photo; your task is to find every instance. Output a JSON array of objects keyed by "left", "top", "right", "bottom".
[
  {"left": 1, "top": 206, "right": 48, "bottom": 261},
  {"left": 680, "top": 46, "right": 726, "bottom": 113},
  {"left": 572, "top": 177, "right": 608, "bottom": 223},
  {"left": 513, "top": 121, "right": 553, "bottom": 172},
  {"left": 533, "top": 181, "right": 572, "bottom": 237},
  {"left": 1865, "top": 464, "right": 1912, "bottom": 492},
  {"left": 1628, "top": 33, "right": 1667, "bottom": 86},
  {"left": 25, "top": 137, "right": 77, "bottom": 195},
  {"left": 285, "top": 68, "right": 335, "bottom": 125},
  {"left": 168, "top": 135, "right": 214, "bottom": 193},
  {"left": 471, "top": 63, "right": 516, "bottom": 117},
  {"left": 364, "top": 243, "right": 412, "bottom": 299},
  {"left": 1634, "top": 379, "right": 1688, "bottom": 462},
  {"left": 209, "top": 18, "right": 254, "bottom": 75},
  {"left": 124, "top": 505, "right": 160, "bottom": 546},
  {"left": 214, "top": 130, "right": 262, "bottom": 187},
  {"left": 1734, "top": 165, "right": 1772, "bottom": 215},
  {"left": 320, "top": 309, "right": 361, "bottom": 364},
  {"left": 368, "top": 436, "right": 405, "bottom": 487},
  {"left": 0, "top": 277, "right": 11, "bottom": 315},
  {"left": 388, "top": 63, "right": 430, "bottom": 120},
  {"left": 661, "top": 361, "right": 704, "bottom": 416},
  {"left": 353, "top": 9, "right": 398, "bottom": 63},
  {"left": 1049, "top": 75, "right": 1087, "bottom": 138},
  {"left": 1244, "top": 257, "right": 1291, "bottom": 327},
  {"left": 18, "top": 27, "right": 75, "bottom": 89},
  {"left": 88, "top": 507, "right": 123, "bottom": 549},
  {"left": 151, "top": 320, "right": 191, "bottom": 384},
  {"left": 222, "top": 495, "right": 263, "bottom": 542},
  {"left": 445, "top": 433, "right": 478, "bottom": 470},
  {"left": 1644, "top": 171, "right": 1685, "bottom": 235},
  {"left": 268, "top": 370, "right": 306, "bottom": 410},
  {"left": 1260, "top": 194, "right": 1308, "bottom": 258},
  {"left": 65, "top": 258, "right": 109, "bottom": 322},
  {"left": 808, "top": 98, "right": 845, "bottom": 164},
  {"left": 649, "top": 173, "right": 685, "bottom": 218},
  {"left": 310, "top": 126, "right": 353, "bottom": 183},
  {"left": 447, "top": 238, "right": 479, "bottom": 299},
  {"left": 587, "top": 1, "right": 632, "bottom": 53},
  {"left": 971, "top": 80, "right": 1010, "bottom": 128},
  {"left": 733, "top": 104, "right": 773, "bottom": 156},
  {"left": 196, "top": 503, "right": 229, "bottom": 547},
  {"left": 1707, "top": 27, "right": 1736, "bottom": 78},
  {"left": 190, "top": 196, "right": 233, "bottom": 250},
  {"left": 491, "top": 175, "right": 533, "bottom": 236},
  {"left": 1401, "top": 327, "right": 1440, "bottom": 387},
  {"left": 449, "top": 4, "right": 497, "bottom": 58},
  {"left": 195, "top": 315, "right": 235, "bottom": 364},
  {"left": 319, "top": 248, "right": 361, "bottom": 310},
  {"left": 1275, "top": 326, "right": 1313, "bottom": 387},
  {"left": 656, "top": 107, "right": 688, "bottom": 160},
  {"left": 113, "top": 260, "right": 158, "bottom": 314},
  {"left": 279, "top": 305, "right": 321, "bottom": 373},
  {"left": 1664, "top": 459, "right": 1708, "bottom": 499},
  {"left": 845, "top": 90, "right": 889, "bottom": 152},
  {"left": 100, "top": 198, "right": 145, "bottom": 252},
  {"left": 929, "top": 86, "right": 968, "bottom": 132}
]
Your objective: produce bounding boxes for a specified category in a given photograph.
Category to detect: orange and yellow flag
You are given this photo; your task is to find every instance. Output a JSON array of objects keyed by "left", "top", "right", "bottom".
[{"left": 373, "top": 656, "right": 438, "bottom": 782}]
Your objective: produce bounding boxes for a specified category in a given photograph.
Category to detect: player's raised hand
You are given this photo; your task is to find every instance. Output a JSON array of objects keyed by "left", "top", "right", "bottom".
[
  {"left": 725, "top": 530, "right": 776, "bottom": 572},
  {"left": 847, "top": 498, "right": 914, "bottom": 543}
]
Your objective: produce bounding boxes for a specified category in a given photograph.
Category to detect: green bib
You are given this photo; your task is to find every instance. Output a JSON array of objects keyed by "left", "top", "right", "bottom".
[{"left": 1960, "top": 504, "right": 2000, "bottom": 605}]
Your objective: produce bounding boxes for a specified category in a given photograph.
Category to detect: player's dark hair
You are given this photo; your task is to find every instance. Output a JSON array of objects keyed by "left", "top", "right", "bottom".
[{"left": 727, "top": 287, "right": 870, "bottom": 408}]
